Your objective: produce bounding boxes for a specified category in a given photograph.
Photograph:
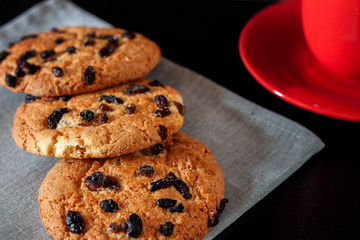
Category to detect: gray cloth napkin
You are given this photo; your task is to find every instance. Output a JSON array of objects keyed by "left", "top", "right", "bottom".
[{"left": 0, "top": 0, "right": 324, "bottom": 239}]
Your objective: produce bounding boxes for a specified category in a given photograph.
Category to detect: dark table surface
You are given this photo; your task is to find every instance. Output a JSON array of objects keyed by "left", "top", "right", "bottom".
[{"left": 1, "top": 1, "right": 359, "bottom": 239}]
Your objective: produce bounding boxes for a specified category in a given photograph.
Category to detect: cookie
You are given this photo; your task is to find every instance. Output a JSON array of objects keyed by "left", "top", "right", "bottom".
[
  {"left": 38, "top": 132, "right": 227, "bottom": 240},
  {"left": 13, "top": 79, "right": 184, "bottom": 158},
  {"left": 0, "top": 26, "right": 160, "bottom": 97}
]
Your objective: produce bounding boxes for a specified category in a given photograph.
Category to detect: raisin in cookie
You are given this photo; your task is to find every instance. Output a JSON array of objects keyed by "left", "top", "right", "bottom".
[
  {"left": 38, "top": 132, "right": 227, "bottom": 240},
  {"left": 13, "top": 79, "right": 184, "bottom": 158},
  {"left": 0, "top": 26, "right": 160, "bottom": 97}
]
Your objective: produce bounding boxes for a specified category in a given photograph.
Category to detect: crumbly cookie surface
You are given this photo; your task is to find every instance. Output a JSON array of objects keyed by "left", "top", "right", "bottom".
[
  {"left": 38, "top": 132, "right": 226, "bottom": 240},
  {"left": 0, "top": 26, "right": 160, "bottom": 96},
  {"left": 13, "top": 79, "right": 184, "bottom": 158}
]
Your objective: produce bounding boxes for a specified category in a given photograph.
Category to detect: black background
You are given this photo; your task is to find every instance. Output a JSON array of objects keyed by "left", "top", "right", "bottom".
[{"left": 1, "top": 1, "right": 360, "bottom": 239}]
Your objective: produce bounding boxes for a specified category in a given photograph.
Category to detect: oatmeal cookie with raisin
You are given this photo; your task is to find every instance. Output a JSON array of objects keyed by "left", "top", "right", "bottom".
[
  {"left": 12, "top": 79, "right": 184, "bottom": 158},
  {"left": 38, "top": 132, "right": 227, "bottom": 240},
  {"left": 0, "top": 26, "right": 160, "bottom": 96}
]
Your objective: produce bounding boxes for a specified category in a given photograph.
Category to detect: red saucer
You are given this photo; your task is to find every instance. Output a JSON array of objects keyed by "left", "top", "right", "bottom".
[{"left": 239, "top": 0, "right": 360, "bottom": 121}]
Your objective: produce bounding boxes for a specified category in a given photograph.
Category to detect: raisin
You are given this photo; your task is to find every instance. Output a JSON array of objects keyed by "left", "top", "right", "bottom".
[
  {"left": 149, "top": 79, "right": 165, "bottom": 87},
  {"left": 85, "top": 172, "right": 106, "bottom": 190},
  {"left": 137, "top": 165, "right": 154, "bottom": 177},
  {"left": 150, "top": 143, "right": 165, "bottom": 155},
  {"left": 217, "top": 198, "right": 229, "bottom": 215},
  {"left": 126, "top": 213, "right": 142, "bottom": 238},
  {"left": 85, "top": 172, "right": 104, "bottom": 189},
  {"left": 173, "top": 179, "right": 192, "bottom": 199},
  {"left": 154, "top": 107, "right": 171, "bottom": 118},
  {"left": 109, "top": 223, "right": 127, "bottom": 233},
  {"left": 165, "top": 172, "right": 178, "bottom": 182},
  {"left": 86, "top": 32, "right": 96, "bottom": 38},
  {"left": 54, "top": 37, "right": 65, "bottom": 45},
  {"left": 40, "top": 49, "right": 55, "bottom": 59},
  {"left": 47, "top": 108, "right": 70, "bottom": 129},
  {"left": 99, "top": 35, "right": 118, "bottom": 49},
  {"left": 157, "top": 125, "right": 168, "bottom": 140},
  {"left": 126, "top": 103, "right": 136, "bottom": 114},
  {"left": 83, "top": 66, "right": 95, "bottom": 84},
  {"left": 65, "top": 46, "right": 76, "bottom": 54},
  {"left": 99, "top": 95, "right": 123, "bottom": 105},
  {"left": 85, "top": 171, "right": 118, "bottom": 191},
  {"left": 208, "top": 198, "right": 229, "bottom": 227},
  {"left": 159, "top": 221, "right": 174, "bottom": 236},
  {"left": 169, "top": 204, "right": 184, "bottom": 213},
  {"left": 208, "top": 216, "right": 219, "bottom": 228},
  {"left": 183, "top": 192, "right": 192, "bottom": 200},
  {"left": 15, "top": 67, "right": 25, "bottom": 77},
  {"left": 84, "top": 39, "right": 95, "bottom": 46},
  {"left": 52, "top": 67, "right": 63, "bottom": 77},
  {"left": 125, "top": 84, "right": 150, "bottom": 95},
  {"left": 0, "top": 51, "right": 9, "bottom": 63},
  {"left": 17, "top": 60, "right": 30, "bottom": 69},
  {"left": 156, "top": 199, "right": 177, "bottom": 208},
  {"left": 174, "top": 101, "right": 185, "bottom": 116},
  {"left": 99, "top": 103, "right": 113, "bottom": 112},
  {"left": 106, "top": 177, "right": 119, "bottom": 190},
  {"left": 80, "top": 110, "right": 94, "bottom": 122},
  {"left": 59, "top": 95, "right": 73, "bottom": 101},
  {"left": 150, "top": 173, "right": 176, "bottom": 192},
  {"left": 122, "top": 30, "right": 136, "bottom": 39},
  {"left": 99, "top": 45, "right": 115, "bottom": 58},
  {"left": 5, "top": 74, "right": 17, "bottom": 88},
  {"left": 27, "top": 64, "right": 40, "bottom": 74},
  {"left": 153, "top": 95, "right": 169, "bottom": 108},
  {"left": 24, "top": 94, "right": 39, "bottom": 103},
  {"left": 98, "top": 114, "right": 108, "bottom": 124},
  {"left": 100, "top": 199, "right": 119, "bottom": 212},
  {"left": 108, "top": 42, "right": 119, "bottom": 50},
  {"left": 167, "top": 172, "right": 192, "bottom": 199},
  {"left": 19, "top": 49, "right": 36, "bottom": 61},
  {"left": 65, "top": 211, "right": 85, "bottom": 234},
  {"left": 150, "top": 172, "right": 192, "bottom": 199}
]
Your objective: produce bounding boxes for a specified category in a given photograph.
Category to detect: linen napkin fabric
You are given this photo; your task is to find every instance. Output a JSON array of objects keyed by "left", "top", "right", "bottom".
[{"left": 0, "top": 0, "right": 324, "bottom": 239}]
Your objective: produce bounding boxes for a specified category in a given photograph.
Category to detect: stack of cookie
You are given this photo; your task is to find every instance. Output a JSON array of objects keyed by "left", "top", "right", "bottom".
[{"left": 0, "top": 26, "right": 227, "bottom": 239}]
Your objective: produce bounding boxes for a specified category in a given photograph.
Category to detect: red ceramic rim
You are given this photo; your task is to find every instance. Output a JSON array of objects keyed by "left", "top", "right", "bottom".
[{"left": 239, "top": 0, "right": 360, "bottom": 121}]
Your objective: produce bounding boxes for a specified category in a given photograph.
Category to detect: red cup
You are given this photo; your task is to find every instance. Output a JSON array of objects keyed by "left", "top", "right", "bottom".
[{"left": 302, "top": 0, "right": 360, "bottom": 79}]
